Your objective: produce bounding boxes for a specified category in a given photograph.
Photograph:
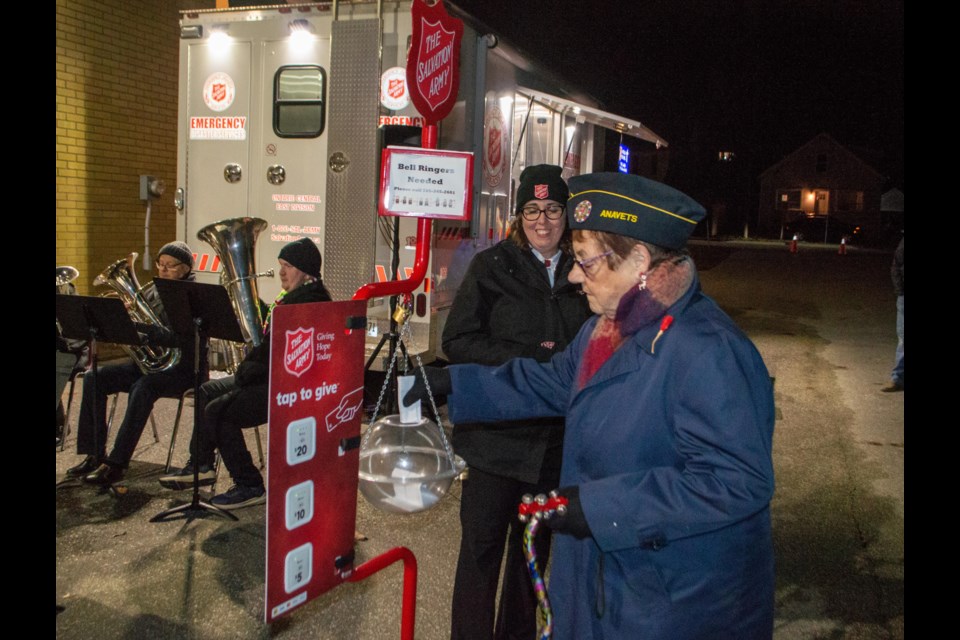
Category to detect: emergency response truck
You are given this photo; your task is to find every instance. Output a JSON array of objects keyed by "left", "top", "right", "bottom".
[{"left": 175, "top": 0, "right": 666, "bottom": 364}]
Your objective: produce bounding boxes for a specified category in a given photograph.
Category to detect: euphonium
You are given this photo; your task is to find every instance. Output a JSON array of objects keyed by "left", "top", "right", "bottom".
[
  {"left": 94, "top": 252, "right": 182, "bottom": 375},
  {"left": 197, "top": 217, "right": 273, "bottom": 371},
  {"left": 56, "top": 265, "right": 80, "bottom": 339},
  {"left": 55, "top": 265, "right": 80, "bottom": 293}
]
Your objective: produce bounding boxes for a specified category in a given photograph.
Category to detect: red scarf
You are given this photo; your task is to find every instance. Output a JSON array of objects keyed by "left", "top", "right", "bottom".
[
  {"left": 576, "top": 257, "right": 694, "bottom": 389},
  {"left": 577, "top": 316, "right": 625, "bottom": 389}
]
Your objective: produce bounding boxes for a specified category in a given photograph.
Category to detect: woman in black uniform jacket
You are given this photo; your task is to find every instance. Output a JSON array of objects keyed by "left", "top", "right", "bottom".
[{"left": 442, "top": 165, "right": 591, "bottom": 640}]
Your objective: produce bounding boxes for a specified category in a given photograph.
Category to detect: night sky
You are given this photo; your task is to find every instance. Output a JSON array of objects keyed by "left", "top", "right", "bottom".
[{"left": 451, "top": 0, "right": 904, "bottom": 191}]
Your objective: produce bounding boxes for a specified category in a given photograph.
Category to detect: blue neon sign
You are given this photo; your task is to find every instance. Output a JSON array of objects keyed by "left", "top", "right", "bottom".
[{"left": 618, "top": 145, "right": 630, "bottom": 173}]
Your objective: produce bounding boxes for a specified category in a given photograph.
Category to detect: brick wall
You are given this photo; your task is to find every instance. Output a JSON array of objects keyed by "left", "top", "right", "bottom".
[{"left": 56, "top": 0, "right": 214, "bottom": 294}]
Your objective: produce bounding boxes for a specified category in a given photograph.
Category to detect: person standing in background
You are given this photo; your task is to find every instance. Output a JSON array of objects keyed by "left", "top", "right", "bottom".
[{"left": 882, "top": 236, "right": 904, "bottom": 392}]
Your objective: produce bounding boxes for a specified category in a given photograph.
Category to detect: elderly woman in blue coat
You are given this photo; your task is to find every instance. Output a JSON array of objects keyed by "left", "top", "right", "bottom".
[{"left": 409, "top": 173, "right": 776, "bottom": 639}]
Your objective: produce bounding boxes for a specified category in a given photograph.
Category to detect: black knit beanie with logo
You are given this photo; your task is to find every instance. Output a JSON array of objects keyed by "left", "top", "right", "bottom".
[{"left": 515, "top": 164, "right": 569, "bottom": 214}]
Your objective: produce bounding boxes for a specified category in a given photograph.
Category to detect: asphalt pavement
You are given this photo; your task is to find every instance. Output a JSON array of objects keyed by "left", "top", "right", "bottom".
[{"left": 55, "top": 239, "right": 904, "bottom": 639}]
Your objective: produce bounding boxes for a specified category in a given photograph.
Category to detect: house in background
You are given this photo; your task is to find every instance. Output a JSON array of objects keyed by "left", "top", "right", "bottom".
[
  {"left": 757, "top": 133, "right": 885, "bottom": 244},
  {"left": 881, "top": 188, "right": 904, "bottom": 231}
]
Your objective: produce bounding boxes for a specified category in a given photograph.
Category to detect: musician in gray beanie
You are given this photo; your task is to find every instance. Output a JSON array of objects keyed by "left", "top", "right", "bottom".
[
  {"left": 67, "top": 241, "right": 202, "bottom": 487},
  {"left": 157, "top": 241, "right": 194, "bottom": 272}
]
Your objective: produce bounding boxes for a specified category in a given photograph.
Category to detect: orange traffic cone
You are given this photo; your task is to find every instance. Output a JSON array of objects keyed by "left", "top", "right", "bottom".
[
  {"left": 789, "top": 234, "right": 798, "bottom": 254},
  {"left": 838, "top": 237, "right": 847, "bottom": 256}
]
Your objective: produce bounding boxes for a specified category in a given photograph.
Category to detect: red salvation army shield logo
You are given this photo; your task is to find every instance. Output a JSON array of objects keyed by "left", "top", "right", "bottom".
[
  {"left": 380, "top": 66, "right": 409, "bottom": 110},
  {"left": 484, "top": 104, "right": 505, "bottom": 187},
  {"left": 202, "top": 72, "right": 236, "bottom": 112},
  {"left": 413, "top": 19, "right": 456, "bottom": 111},
  {"left": 488, "top": 126, "right": 502, "bottom": 169},
  {"left": 283, "top": 327, "right": 314, "bottom": 378},
  {"left": 534, "top": 184, "right": 550, "bottom": 200},
  {"left": 406, "top": 0, "right": 463, "bottom": 123}
]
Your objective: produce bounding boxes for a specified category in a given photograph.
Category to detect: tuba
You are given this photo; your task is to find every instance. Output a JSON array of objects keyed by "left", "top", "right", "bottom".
[
  {"left": 197, "top": 217, "right": 273, "bottom": 371},
  {"left": 94, "top": 252, "right": 182, "bottom": 374}
]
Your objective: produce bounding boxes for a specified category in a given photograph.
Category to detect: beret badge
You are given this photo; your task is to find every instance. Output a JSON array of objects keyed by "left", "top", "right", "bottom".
[{"left": 574, "top": 200, "right": 592, "bottom": 223}]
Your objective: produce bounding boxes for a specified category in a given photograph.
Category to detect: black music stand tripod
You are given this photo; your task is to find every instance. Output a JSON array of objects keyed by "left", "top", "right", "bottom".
[
  {"left": 55, "top": 294, "right": 142, "bottom": 497},
  {"left": 149, "top": 279, "right": 245, "bottom": 523}
]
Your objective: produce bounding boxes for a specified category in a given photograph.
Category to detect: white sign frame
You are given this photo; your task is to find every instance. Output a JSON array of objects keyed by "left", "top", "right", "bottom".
[{"left": 378, "top": 146, "right": 474, "bottom": 221}]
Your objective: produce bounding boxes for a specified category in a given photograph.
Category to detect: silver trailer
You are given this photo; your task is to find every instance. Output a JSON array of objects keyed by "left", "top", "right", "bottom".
[{"left": 175, "top": 1, "right": 665, "bottom": 365}]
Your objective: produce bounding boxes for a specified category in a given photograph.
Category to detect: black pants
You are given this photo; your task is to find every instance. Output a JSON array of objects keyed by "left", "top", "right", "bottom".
[
  {"left": 56, "top": 351, "right": 79, "bottom": 410},
  {"left": 196, "top": 375, "right": 268, "bottom": 488},
  {"left": 57, "top": 350, "right": 80, "bottom": 431},
  {"left": 77, "top": 360, "right": 194, "bottom": 466},
  {"left": 451, "top": 465, "right": 560, "bottom": 640}
]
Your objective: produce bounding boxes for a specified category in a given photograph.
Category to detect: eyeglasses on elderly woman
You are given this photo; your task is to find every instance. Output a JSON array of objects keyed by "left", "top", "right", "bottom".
[{"left": 571, "top": 250, "right": 614, "bottom": 278}]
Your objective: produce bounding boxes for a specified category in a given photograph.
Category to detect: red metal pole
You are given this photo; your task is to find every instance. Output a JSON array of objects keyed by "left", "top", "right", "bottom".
[
  {"left": 348, "top": 130, "right": 436, "bottom": 638},
  {"left": 422, "top": 122, "right": 437, "bottom": 148},
  {"left": 352, "top": 217, "right": 432, "bottom": 301},
  {"left": 352, "top": 124, "right": 439, "bottom": 302},
  {"left": 346, "top": 546, "right": 419, "bottom": 640}
]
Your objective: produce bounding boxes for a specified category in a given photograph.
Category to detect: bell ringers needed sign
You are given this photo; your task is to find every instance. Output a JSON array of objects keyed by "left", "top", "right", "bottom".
[{"left": 379, "top": 146, "right": 474, "bottom": 220}]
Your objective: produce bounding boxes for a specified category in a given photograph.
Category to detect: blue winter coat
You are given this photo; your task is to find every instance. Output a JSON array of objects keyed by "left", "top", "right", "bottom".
[{"left": 448, "top": 272, "right": 775, "bottom": 640}]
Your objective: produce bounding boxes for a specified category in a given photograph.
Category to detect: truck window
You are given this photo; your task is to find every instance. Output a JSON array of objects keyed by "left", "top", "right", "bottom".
[{"left": 274, "top": 65, "right": 326, "bottom": 137}]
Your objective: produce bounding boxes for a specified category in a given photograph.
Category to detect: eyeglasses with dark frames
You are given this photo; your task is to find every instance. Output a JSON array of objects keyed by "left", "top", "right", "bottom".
[{"left": 520, "top": 204, "right": 565, "bottom": 221}]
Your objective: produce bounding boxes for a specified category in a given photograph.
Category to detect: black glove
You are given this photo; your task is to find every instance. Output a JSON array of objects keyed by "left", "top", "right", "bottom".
[
  {"left": 402, "top": 366, "right": 452, "bottom": 407},
  {"left": 543, "top": 486, "right": 592, "bottom": 539},
  {"left": 235, "top": 361, "right": 268, "bottom": 387},
  {"left": 133, "top": 322, "right": 165, "bottom": 346},
  {"left": 532, "top": 340, "right": 561, "bottom": 362},
  {"left": 72, "top": 345, "right": 91, "bottom": 373}
]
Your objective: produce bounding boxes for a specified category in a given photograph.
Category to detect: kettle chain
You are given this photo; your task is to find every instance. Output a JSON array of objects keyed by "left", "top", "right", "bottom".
[{"left": 363, "top": 304, "right": 456, "bottom": 468}]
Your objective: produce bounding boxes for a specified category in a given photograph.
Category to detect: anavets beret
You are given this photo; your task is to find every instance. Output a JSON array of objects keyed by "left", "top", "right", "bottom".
[
  {"left": 515, "top": 164, "right": 569, "bottom": 214},
  {"left": 157, "top": 241, "right": 194, "bottom": 269},
  {"left": 566, "top": 173, "right": 706, "bottom": 250},
  {"left": 278, "top": 237, "right": 322, "bottom": 279}
]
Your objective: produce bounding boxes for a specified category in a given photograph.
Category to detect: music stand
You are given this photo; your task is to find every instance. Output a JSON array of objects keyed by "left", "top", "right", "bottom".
[
  {"left": 148, "top": 279, "right": 245, "bottom": 523},
  {"left": 56, "top": 295, "right": 142, "bottom": 496}
]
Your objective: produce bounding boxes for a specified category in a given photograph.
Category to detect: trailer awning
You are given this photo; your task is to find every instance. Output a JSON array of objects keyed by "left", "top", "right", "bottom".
[{"left": 517, "top": 88, "right": 667, "bottom": 148}]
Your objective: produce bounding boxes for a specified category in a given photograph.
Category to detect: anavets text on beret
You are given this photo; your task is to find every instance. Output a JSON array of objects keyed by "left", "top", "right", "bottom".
[{"left": 566, "top": 173, "right": 705, "bottom": 250}]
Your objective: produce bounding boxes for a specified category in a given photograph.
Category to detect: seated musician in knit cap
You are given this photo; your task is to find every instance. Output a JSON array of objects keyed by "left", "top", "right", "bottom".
[
  {"left": 161, "top": 237, "right": 332, "bottom": 509},
  {"left": 67, "top": 241, "right": 203, "bottom": 486}
]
